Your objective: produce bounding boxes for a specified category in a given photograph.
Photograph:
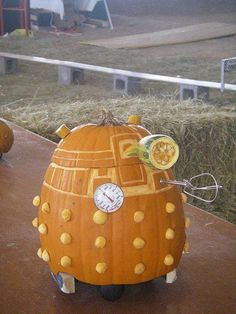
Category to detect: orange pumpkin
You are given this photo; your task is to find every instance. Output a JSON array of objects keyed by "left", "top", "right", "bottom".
[
  {"left": 0, "top": 120, "right": 14, "bottom": 156},
  {"left": 32, "top": 113, "right": 188, "bottom": 296}
]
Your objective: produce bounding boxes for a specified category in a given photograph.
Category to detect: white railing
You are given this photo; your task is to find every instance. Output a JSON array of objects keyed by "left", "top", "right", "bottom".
[{"left": 1, "top": 52, "right": 236, "bottom": 92}]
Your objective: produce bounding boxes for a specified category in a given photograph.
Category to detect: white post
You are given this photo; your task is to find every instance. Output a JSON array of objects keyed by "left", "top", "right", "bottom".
[
  {"left": 103, "top": 0, "right": 113, "bottom": 30},
  {"left": 166, "top": 269, "right": 177, "bottom": 284},
  {"left": 220, "top": 59, "right": 225, "bottom": 93}
]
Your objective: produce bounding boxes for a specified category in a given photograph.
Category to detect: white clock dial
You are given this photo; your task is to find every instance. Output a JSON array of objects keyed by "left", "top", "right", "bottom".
[{"left": 94, "top": 183, "right": 124, "bottom": 213}]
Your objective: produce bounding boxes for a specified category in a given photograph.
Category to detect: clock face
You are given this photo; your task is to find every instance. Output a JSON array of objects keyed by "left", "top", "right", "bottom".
[{"left": 94, "top": 183, "right": 124, "bottom": 213}]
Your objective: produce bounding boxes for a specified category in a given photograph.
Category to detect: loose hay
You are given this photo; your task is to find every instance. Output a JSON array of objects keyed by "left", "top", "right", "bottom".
[{"left": 1, "top": 96, "right": 235, "bottom": 223}]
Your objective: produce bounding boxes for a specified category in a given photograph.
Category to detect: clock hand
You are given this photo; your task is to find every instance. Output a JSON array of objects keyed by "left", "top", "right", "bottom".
[{"left": 103, "top": 192, "right": 114, "bottom": 203}]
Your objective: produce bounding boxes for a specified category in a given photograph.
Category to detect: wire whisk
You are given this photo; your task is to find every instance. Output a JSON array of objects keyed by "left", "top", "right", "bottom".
[{"left": 160, "top": 173, "right": 222, "bottom": 203}]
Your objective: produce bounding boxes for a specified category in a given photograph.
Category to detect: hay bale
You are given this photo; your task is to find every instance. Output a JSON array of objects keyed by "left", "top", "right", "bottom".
[{"left": 1, "top": 96, "right": 235, "bottom": 223}]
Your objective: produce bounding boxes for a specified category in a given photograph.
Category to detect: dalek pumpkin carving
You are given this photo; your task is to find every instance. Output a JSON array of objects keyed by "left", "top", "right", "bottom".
[{"left": 32, "top": 112, "right": 221, "bottom": 300}]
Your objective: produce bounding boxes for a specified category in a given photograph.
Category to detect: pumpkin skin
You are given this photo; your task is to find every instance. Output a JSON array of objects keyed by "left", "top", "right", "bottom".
[
  {"left": 0, "top": 120, "right": 14, "bottom": 154},
  {"left": 34, "top": 122, "right": 186, "bottom": 285}
]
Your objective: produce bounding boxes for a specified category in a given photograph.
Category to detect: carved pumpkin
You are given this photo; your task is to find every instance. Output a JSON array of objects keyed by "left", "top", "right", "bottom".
[
  {"left": 32, "top": 113, "right": 188, "bottom": 292},
  {"left": 0, "top": 120, "right": 14, "bottom": 156}
]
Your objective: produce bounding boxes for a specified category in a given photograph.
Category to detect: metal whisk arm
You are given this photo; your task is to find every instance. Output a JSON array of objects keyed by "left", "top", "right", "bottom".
[{"left": 160, "top": 173, "right": 222, "bottom": 203}]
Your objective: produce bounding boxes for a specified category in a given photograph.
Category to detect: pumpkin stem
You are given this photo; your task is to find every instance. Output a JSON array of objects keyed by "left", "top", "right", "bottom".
[{"left": 98, "top": 110, "right": 123, "bottom": 126}]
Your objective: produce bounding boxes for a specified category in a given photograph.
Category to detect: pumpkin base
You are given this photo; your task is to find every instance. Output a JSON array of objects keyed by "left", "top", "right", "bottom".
[
  {"left": 51, "top": 270, "right": 178, "bottom": 299},
  {"left": 98, "top": 284, "right": 125, "bottom": 301},
  {"left": 51, "top": 272, "right": 75, "bottom": 294},
  {"left": 165, "top": 268, "right": 177, "bottom": 284}
]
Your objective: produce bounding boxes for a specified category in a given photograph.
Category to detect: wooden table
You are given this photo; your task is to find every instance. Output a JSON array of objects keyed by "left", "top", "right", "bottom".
[{"left": 0, "top": 124, "right": 235, "bottom": 314}]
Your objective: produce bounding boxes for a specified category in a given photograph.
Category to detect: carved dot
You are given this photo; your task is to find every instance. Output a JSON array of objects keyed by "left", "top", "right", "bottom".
[
  {"left": 33, "top": 195, "right": 41, "bottom": 207},
  {"left": 61, "top": 209, "right": 72, "bottom": 222},
  {"left": 128, "top": 115, "right": 141, "bottom": 125},
  {"left": 164, "top": 254, "right": 174, "bottom": 266},
  {"left": 94, "top": 236, "right": 106, "bottom": 248},
  {"left": 93, "top": 210, "right": 107, "bottom": 225},
  {"left": 60, "top": 256, "right": 72, "bottom": 268},
  {"left": 185, "top": 217, "right": 191, "bottom": 229},
  {"left": 38, "top": 223, "right": 48, "bottom": 235},
  {"left": 60, "top": 233, "right": 72, "bottom": 245},
  {"left": 55, "top": 124, "right": 71, "bottom": 139},
  {"left": 133, "top": 237, "right": 145, "bottom": 249},
  {"left": 42, "top": 249, "right": 50, "bottom": 262},
  {"left": 181, "top": 192, "right": 188, "bottom": 203},
  {"left": 96, "top": 262, "right": 107, "bottom": 274},
  {"left": 165, "top": 228, "right": 175, "bottom": 240},
  {"left": 32, "top": 217, "right": 39, "bottom": 228},
  {"left": 41, "top": 202, "right": 50, "bottom": 213},
  {"left": 165, "top": 202, "right": 176, "bottom": 213},
  {"left": 37, "top": 248, "right": 42, "bottom": 259},
  {"left": 134, "top": 263, "right": 145, "bottom": 275},
  {"left": 183, "top": 241, "right": 190, "bottom": 253},
  {"left": 134, "top": 211, "right": 145, "bottom": 223}
]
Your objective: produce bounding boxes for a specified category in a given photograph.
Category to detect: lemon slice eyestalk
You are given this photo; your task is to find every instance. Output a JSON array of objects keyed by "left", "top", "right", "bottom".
[
  {"left": 149, "top": 136, "right": 179, "bottom": 170},
  {"left": 125, "top": 134, "right": 179, "bottom": 170}
]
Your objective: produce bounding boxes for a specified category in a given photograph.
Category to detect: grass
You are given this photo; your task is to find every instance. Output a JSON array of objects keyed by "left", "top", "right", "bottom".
[{"left": 0, "top": 33, "right": 236, "bottom": 107}]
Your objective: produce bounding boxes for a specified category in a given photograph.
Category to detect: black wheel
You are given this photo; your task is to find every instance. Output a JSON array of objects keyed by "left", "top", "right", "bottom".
[{"left": 98, "top": 285, "right": 125, "bottom": 301}]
